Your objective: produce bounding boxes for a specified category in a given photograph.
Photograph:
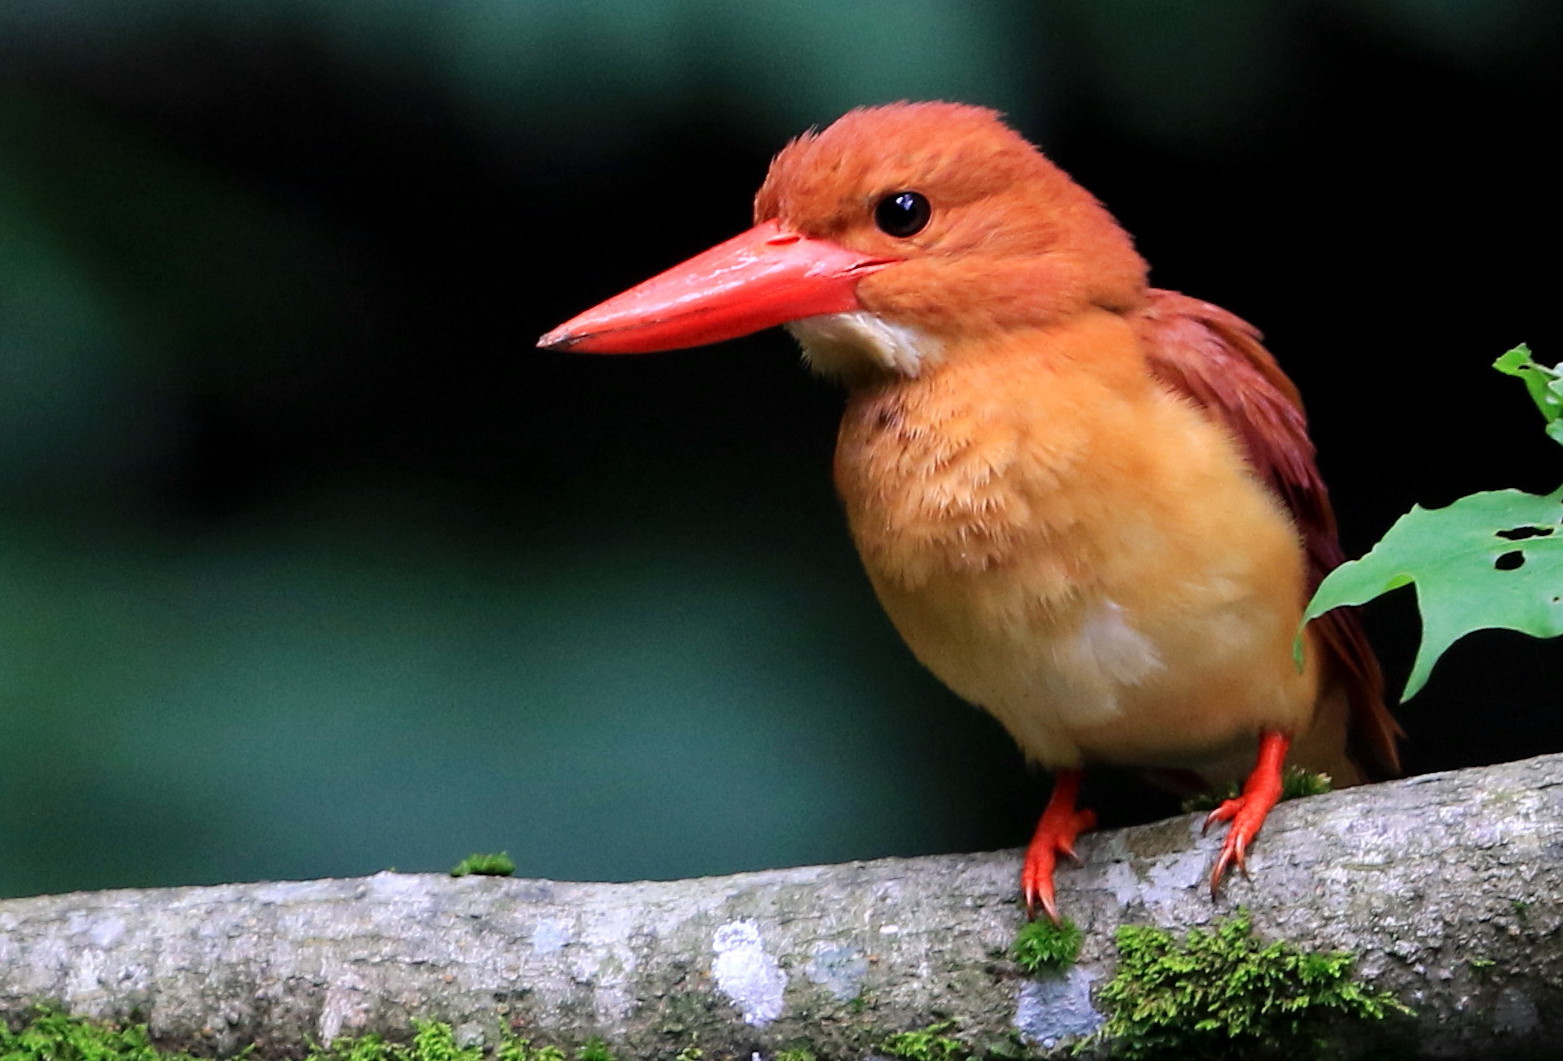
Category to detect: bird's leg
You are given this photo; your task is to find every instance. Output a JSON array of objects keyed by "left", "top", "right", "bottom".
[
  {"left": 1202, "top": 729, "right": 1290, "bottom": 895},
  {"left": 1022, "top": 768, "right": 1096, "bottom": 922}
]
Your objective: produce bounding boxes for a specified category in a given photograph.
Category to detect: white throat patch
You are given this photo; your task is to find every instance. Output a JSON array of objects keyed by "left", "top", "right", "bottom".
[{"left": 787, "top": 311, "right": 942, "bottom": 380}]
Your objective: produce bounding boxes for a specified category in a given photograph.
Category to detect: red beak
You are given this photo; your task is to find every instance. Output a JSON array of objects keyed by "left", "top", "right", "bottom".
[{"left": 537, "top": 219, "right": 897, "bottom": 354}]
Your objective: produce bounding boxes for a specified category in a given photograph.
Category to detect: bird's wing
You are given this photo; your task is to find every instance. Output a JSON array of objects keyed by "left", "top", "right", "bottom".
[{"left": 1134, "top": 288, "right": 1402, "bottom": 777}]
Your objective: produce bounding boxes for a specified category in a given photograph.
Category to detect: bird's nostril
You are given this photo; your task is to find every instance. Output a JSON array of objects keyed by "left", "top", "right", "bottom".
[{"left": 766, "top": 233, "right": 801, "bottom": 246}]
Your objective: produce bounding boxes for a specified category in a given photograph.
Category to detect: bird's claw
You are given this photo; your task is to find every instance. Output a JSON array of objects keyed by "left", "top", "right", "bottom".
[
  {"left": 1206, "top": 800, "right": 1260, "bottom": 896},
  {"left": 1021, "top": 770, "right": 1096, "bottom": 922},
  {"left": 1203, "top": 730, "right": 1290, "bottom": 897},
  {"left": 1022, "top": 879, "right": 1058, "bottom": 924},
  {"left": 1200, "top": 795, "right": 1244, "bottom": 834},
  {"left": 1023, "top": 827, "right": 1090, "bottom": 922}
]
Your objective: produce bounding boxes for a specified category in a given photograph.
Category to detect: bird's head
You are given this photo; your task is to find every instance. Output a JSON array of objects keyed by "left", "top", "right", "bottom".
[{"left": 539, "top": 102, "right": 1147, "bottom": 384}]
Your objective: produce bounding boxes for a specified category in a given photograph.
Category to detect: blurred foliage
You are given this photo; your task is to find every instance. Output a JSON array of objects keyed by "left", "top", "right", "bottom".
[{"left": 0, "top": 0, "right": 1558, "bottom": 898}]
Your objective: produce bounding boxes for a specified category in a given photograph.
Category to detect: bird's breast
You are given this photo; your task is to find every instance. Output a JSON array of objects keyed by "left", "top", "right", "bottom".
[{"left": 832, "top": 321, "right": 1317, "bottom": 770}]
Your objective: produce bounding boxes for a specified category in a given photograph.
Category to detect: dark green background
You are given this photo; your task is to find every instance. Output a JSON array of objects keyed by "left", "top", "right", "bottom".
[{"left": 1, "top": 0, "right": 1558, "bottom": 899}]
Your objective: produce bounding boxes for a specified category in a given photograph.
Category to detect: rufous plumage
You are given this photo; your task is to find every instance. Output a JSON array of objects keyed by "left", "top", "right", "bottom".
[{"left": 540, "top": 102, "right": 1400, "bottom": 920}]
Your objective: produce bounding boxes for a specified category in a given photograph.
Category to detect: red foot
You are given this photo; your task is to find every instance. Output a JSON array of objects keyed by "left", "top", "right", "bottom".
[
  {"left": 1202, "top": 730, "right": 1290, "bottom": 896},
  {"left": 1022, "top": 769, "right": 1096, "bottom": 922}
]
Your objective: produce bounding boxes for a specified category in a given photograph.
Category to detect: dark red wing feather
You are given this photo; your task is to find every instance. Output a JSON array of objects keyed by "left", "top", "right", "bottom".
[{"left": 1133, "top": 289, "right": 1402, "bottom": 777}]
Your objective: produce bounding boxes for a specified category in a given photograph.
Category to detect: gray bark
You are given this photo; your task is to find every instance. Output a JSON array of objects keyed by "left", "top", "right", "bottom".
[{"left": 2, "top": 754, "right": 1560, "bottom": 1060}]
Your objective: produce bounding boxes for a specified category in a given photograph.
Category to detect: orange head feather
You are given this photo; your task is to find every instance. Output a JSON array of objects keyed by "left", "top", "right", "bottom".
[{"left": 755, "top": 103, "right": 1148, "bottom": 342}]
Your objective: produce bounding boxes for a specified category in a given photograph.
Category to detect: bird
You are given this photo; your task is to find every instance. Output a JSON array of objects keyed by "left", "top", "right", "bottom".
[{"left": 538, "top": 102, "right": 1401, "bottom": 921}]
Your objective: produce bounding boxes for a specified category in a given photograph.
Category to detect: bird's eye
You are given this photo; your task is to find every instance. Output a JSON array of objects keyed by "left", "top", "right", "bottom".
[{"left": 874, "top": 191, "right": 931, "bottom": 238}]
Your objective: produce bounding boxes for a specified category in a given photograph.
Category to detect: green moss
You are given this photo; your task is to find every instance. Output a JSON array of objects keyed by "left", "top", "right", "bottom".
[
  {"left": 310, "top": 1023, "right": 610, "bottom": 1061},
  {"left": 1012, "top": 917, "right": 1083, "bottom": 974},
  {"left": 978, "top": 1035, "right": 1031, "bottom": 1060},
  {"left": 773, "top": 1050, "right": 817, "bottom": 1061},
  {"left": 879, "top": 1020, "right": 973, "bottom": 1061},
  {"left": 0, "top": 1006, "right": 206, "bottom": 1061},
  {"left": 450, "top": 852, "right": 517, "bottom": 877},
  {"left": 494, "top": 1033, "right": 565, "bottom": 1061},
  {"left": 1180, "top": 766, "right": 1332, "bottom": 814},
  {"left": 1093, "top": 911, "right": 1411, "bottom": 1060},
  {"left": 0, "top": 1009, "right": 632, "bottom": 1061},
  {"left": 569, "top": 1039, "right": 614, "bottom": 1061},
  {"left": 307, "top": 1019, "right": 486, "bottom": 1061},
  {"left": 1279, "top": 767, "right": 1334, "bottom": 801},
  {"left": 0, "top": 1010, "right": 492, "bottom": 1061}
]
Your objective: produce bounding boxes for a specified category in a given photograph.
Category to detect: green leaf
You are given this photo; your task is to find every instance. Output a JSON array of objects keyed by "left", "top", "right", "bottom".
[
  {"left": 1304, "top": 486, "right": 1563, "bottom": 701},
  {"left": 1493, "top": 344, "right": 1563, "bottom": 446}
]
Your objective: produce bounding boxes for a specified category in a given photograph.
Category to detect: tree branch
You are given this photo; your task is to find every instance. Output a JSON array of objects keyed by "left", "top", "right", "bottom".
[{"left": 4, "top": 754, "right": 1560, "bottom": 1059}]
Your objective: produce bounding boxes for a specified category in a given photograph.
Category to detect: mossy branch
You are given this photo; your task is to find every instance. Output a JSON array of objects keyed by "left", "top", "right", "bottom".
[{"left": 4, "top": 755, "right": 1562, "bottom": 1060}]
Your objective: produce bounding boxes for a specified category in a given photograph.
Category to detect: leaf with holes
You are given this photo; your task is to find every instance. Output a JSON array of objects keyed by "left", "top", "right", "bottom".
[
  {"left": 1493, "top": 345, "right": 1563, "bottom": 447},
  {"left": 1304, "top": 486, "right": 1563, "bottom": 701}
]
